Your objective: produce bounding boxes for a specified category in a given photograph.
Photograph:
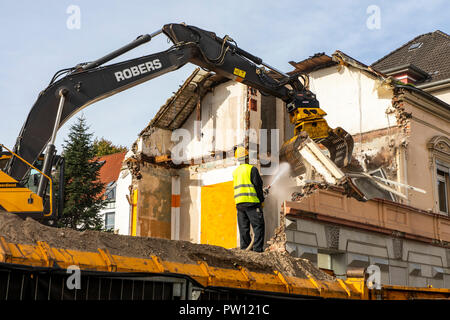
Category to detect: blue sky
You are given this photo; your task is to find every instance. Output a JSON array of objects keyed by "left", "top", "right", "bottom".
[{"left": 0, "top": 0, "right": 448, "bottom": 151}]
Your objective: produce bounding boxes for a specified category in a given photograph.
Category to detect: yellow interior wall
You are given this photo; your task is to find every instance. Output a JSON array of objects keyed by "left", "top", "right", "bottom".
[{"left": 201, "top": 181, "right": 236, "bottom": 248}]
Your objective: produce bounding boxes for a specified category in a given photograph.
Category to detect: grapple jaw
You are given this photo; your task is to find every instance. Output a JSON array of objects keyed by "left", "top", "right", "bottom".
[
  {"left": 282, "top": 88, "right": 354, "bottom": 177},
  {"left": 279, "top": 126, "right": 354, "bottom": 178},
  {"left": 317, "top": 127, "right": 354, "bottom": 168}
]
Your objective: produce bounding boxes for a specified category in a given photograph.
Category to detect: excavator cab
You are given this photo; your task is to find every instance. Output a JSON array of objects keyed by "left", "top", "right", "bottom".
[{"left": 0, "top": 144, "right": 64, "bottom": 222}]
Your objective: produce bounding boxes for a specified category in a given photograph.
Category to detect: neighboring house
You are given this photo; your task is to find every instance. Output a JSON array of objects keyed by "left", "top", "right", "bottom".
[
  {"left": 120, "top": 31, "right": 450, "bottom": 288},
  {"left": 372, "top": 30, "right": 450, "bottom": 104},
  {"left": 97, "top": 151, "right": 128, "bottom": 232}
]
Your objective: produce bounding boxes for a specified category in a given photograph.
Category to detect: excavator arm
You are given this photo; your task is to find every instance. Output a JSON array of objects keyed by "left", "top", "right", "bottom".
[
  {"left": 3, "top": 23, "right": 353, "bottom": 218},
  {"left": 6, "top": 24, "right": 315, "bottom": 182},
  {"left": 7, "top": 36, "right": 194, "bottom": 184}
]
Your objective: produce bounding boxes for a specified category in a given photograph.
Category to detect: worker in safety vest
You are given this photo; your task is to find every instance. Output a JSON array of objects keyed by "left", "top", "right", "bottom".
[{"left": 232, "top": 146, "right": 265, "bottom": 252}]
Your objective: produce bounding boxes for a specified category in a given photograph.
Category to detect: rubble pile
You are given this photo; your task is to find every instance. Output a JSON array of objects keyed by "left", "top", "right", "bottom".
[{"left": 0, "top": 212, "right": 334, "bottom": 281}]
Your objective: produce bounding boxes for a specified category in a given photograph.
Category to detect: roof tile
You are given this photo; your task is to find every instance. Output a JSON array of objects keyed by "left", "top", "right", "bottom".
[
  {"left": 371, "top": 30, "right": 450, "bottom": 84},
  {"left": 96, "top": 151, "right": 127, "bottom": 186}
]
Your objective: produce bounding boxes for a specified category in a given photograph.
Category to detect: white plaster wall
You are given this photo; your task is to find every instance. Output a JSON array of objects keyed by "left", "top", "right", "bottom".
[
  {"left": 308, "top": 66, "right": 396, "bottom": 135},
  {"left": 179, "top": 168, "right": 201, "bottom": 243},
  {"left": 428, "top": 87, "right": 450, "bottom": 105},
  {"left": 200, "top": 165, "right": 238, "bottom": 186},
  {"left": 178, "top": 81, "right": 247, "bottom": 161},
  {"left": 115, "top": 168, "right": 132, "bottom": 235}
]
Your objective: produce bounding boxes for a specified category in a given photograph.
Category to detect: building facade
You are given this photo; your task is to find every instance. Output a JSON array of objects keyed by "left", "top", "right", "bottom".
[
  {"left": 282, "top": 31, "right": 450, "bottom": 288},
  {"left": 117, "top": 31, "right": 450, "bottom": 288}
]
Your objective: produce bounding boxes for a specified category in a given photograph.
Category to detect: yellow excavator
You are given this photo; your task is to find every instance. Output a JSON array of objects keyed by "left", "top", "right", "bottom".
[{"left": 0, "top": 23, "right": 354, "bottom": 221}]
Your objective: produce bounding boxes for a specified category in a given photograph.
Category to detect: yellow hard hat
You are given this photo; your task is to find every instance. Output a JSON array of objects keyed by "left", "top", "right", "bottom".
[{"left": 235, "top": 146, "right": 249, "bottom": 159}]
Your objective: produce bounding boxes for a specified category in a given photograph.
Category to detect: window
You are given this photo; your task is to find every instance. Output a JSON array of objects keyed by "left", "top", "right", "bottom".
[
  {"left": 427, "top": 136, "right": 450, "bottom": 214},
  {"left": 369, "top": 168, "right": 396, "bottom": 202},
  {"left": 408, "top": 42, "right": 422, "bottom": 51},
  {"left": 105, "top": 181, "right": 116, "bottom": 201},
  {"left": 105, "top": 212, "right": 115, "bottom": 230},
  {"left": 105, "top": 181, "right": 116, "bottom": 209},
  {"left": 317, "top": 252, "right": 347, "bottom": 278},
  {"left": 437, "top": 164, "right": 449, "bottom": 214},
  {"left": 317, "top": 253, "right": 332, "bottom": 270}
]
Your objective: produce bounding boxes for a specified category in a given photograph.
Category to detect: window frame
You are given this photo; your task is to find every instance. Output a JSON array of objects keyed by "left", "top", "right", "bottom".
[
  {"left": 104, "top": 211, "right": 115, "bottom": 230},
  {"left": 428, "top": 136, "right": 450, "bottom": 215},
  {"left": 368, "top": 167, "right": 397, "bottom": 202},
  {"left": 436, "top": 163, "right": 449, "bottom": 214}
]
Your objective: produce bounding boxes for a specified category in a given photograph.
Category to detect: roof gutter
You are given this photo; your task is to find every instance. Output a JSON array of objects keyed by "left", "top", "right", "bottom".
[
  {"left": 417, "top": 78, "right": 450, "bottom": 91},
  {"left": 380, "top": 64, "right": 429, "bottom": 80},
  {"left": 394, "top": 84, "right": 450, "bottom": 112}
]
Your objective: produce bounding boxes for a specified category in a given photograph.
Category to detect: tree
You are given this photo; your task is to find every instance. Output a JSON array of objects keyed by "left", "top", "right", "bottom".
[
  {"left": 93, "top": 137, "right": 127, "bottom": 157},
  {"left": 58, "top": 115, "right": 106, "bottom": 230}
]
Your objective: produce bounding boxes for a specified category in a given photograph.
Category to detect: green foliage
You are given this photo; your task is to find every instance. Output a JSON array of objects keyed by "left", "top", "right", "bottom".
[
  {"left": 58, "top": 115, "right": 106, "bottom": 231},
  {"left": 93, "top": 137, "right": 127, "bottom": 157}
]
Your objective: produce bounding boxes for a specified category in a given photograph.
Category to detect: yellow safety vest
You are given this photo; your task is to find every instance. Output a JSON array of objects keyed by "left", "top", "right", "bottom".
[{"left": 232, "top": 164, "right": 260, "bottom": 205}]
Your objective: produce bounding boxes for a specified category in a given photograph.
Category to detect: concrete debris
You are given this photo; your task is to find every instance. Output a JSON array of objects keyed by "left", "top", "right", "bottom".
[
  {"left": 291, "top": 182, "right": 329, "bottom": 201},
  {"left": 125, "top": 155, "right": 142, "bottom": 180},
  {"left": 265, "top": 215, "right": 287, "bottom": 253},
  {"left": 389, "top": 95, "right": 412, "bottom": 135}
]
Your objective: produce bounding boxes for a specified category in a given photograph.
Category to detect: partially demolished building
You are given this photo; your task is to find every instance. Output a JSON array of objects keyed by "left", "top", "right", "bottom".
[{"left": 113, "top": 30, "right": 450, "bottom": 288}]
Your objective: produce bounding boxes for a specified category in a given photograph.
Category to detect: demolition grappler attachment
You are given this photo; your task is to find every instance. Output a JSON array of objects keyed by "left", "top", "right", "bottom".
[{"left": 280, "top": 92, "right": 354, "bottom": 177}]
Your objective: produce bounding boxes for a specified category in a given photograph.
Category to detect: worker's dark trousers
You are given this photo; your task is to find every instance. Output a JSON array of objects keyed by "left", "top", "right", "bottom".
[{"left": 237, "top": 205, "right": 265, "bottom": 252}]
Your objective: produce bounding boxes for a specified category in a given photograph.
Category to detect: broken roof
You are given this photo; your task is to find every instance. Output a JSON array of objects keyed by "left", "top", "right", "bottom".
[
  {"left": 371, "top": 30, "right": 450, "bottom": 84},
  {"left": 143, "top": 68, "right": 227, "bottom": 132},
  {"left": 288, "top": 51, "right": 386, "bottom": 83},
  {"left": 289, "top": 50, "right": 450, "bottom": 112},
  {"left": 288, "top": 53, "right": 336, "bottom": 75}
]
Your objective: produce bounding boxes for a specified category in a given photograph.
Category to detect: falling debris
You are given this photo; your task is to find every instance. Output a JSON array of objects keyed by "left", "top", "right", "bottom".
[
  {"left": 265, "top": 212, "right": 287, "bottom": 254},
  {"left": 291, "top": 182, "right": 329, "bottom": 201}
]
